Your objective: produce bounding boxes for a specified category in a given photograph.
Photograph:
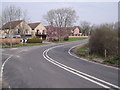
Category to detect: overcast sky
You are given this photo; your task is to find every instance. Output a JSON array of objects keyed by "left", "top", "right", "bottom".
[{"left": 1, "top": 2, "right": 118, "bottom": 26}]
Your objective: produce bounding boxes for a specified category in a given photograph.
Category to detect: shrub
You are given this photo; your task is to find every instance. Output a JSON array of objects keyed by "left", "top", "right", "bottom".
[
  {"left": 0, "top": 38, "right": 23, "bottom": 45},
  {"left": 104, "top": 58, "right": 120, "bottom": 64},
  {"left": 64, "top": 36, "right": 69, "bottom": 41},
  {"left": 52, "top": 38, "right": 59, "bottom": 42},
  {"left": 27, "top": 38, "right": 42, "bottom": 43},
  {"left": 89, "top": 25, "right": 118, "bottom": 58}
]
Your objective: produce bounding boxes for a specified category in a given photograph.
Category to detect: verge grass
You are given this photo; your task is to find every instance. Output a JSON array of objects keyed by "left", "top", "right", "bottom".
[
  {"left": 76, "top": 43, "right": 120, "bottom": 65},
  {"left": 54, "top": 37, "right": 87, "bottom": 43},
  {"left": 2, "top": 43, "right": 49, "bottom": 48}
]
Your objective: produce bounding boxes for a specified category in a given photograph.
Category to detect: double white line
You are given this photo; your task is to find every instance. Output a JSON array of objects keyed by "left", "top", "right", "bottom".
[{"left": 43, "top": 45, "right": 120, "bottom": 89}]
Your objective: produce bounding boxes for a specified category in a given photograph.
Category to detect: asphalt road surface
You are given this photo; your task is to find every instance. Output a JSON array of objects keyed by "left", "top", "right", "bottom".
[{"left": 1, "top": 39, "right": 120, "bottom": 89}]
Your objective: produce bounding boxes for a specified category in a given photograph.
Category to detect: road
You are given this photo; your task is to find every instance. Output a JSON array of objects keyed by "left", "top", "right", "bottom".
[{"left": 1, "top": 39, "right": 120, "bottom": 89}]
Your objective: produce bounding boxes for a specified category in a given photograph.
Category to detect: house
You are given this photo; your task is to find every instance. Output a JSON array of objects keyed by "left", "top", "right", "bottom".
[
  {"left": 71, "top": 26, "right": 81, "bottom": 36},
  {"left": 0, "top": 30, "right": 6, "bottom": 38},
  {"left": 0, "top": 20, "right": 47, "bottom": 40},
  {"left": 28, "top": 22, "right": 47, "bottom": 39},
  {"left": 1, "top": 20, "right": 32, "bottom": 39}
]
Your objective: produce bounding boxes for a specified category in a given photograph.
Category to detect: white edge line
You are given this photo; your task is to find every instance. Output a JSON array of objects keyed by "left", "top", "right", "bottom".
[
  {"left": 43, "top": 50, "right": 110, "bottom": 88},
  {"left": 68, "top": 44, "right": 120, "bottom": 70},
  {"left": 0, "top": 43, "right": 53, "bottom": 88},
  {"left": 43, "top": 44, "right": 120, "bottom": 89},
  {"left": 1, "top": 55, "right": 13, "bottom": 83}
]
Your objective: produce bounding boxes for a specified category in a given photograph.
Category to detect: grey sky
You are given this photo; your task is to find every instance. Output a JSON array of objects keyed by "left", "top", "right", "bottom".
[{"left": 1, "top": 2, "right": 118, "bottom": 25}]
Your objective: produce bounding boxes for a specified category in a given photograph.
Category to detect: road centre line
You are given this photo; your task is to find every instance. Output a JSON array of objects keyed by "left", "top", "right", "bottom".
[{"left": 43, "top": 44, "right": 120, "bottom": 89}]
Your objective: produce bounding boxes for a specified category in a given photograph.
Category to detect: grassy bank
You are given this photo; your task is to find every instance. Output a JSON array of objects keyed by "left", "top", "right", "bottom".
[
  {"left": 76, "top": 43, "right": 120, "bottom": 67},
  {"left": 2, "top": 43, "right": 49, "bottom": 48},
  {"left": 54, "top": 37, "right": 87, "bottom": 43}
]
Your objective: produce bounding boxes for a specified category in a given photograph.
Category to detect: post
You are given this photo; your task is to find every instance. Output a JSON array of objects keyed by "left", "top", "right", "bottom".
[{"left": 105, "top": 49, "right": 107, "bottom": 58}]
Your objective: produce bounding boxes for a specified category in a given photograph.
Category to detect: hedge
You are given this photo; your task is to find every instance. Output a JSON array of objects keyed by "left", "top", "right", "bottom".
[{"left": 27, "top": 38, "right": 42, "bottom": 43}]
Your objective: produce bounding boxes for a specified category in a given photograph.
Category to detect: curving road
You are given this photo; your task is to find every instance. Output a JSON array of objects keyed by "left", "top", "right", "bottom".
[{"left": 2, "top": 39, "right": 120, "bottom": 89}]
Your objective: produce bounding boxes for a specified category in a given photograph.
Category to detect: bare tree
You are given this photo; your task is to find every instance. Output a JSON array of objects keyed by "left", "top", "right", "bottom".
[
  {"left": 1, "top": 5, "right": 22, "bottom": 47},
  {"left": 19, "top": 10, "right": 31, "bottom": 40},
  {"left": 44, "top": 7, "right": 78, "bottom": 41},
  {"left": 1, "top": 5, "right": 30, "bottom": 47},
  {"left": 2, "top": 5, "right": 22, "bottom": 25},
  {"left": 44, "top": 7, "right": 78, "bottom": 27},
  {"left": 80, "top": 21, "right": 91, "bottom": 36},
  {"left": 100, "top": 22, "right": 118, "bottom": 30}
]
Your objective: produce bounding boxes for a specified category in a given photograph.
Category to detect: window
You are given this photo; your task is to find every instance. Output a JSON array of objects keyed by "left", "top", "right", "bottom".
[
  {"left": 18, "top": 29, "right": 20, "bottom": 34},
  {"left": 25, "top": 29, "right": 29, "bottom": 34},
  {"left": 36, "top": 29, "right": 39, "bottom": 34},
  {"left": 42, "top": 30, "right": 45, "bottom": 34}
]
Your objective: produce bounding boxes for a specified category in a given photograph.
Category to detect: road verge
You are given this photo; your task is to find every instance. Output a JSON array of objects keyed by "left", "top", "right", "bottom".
[{"left": 69, "top": 43, "right": 119, "bottom": 70}]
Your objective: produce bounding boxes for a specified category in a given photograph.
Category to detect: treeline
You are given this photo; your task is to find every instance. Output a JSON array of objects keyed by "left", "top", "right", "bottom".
[{"left": 89, "top": 23, "right": 119, "bottom": 59}]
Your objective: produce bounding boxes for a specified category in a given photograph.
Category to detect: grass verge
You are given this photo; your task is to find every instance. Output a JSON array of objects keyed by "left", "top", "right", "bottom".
[
  {"left": 76, "top": 43, "right": 120, "bottom": 67},
  {"left": 104, "top": 58, "right": 120, "bottom": 65},
  {"left": 2, "top": 43, "right": 49, "bottom": 48},
  {"left": 53, "top": 37, "right": 87, "bottom": 43}
]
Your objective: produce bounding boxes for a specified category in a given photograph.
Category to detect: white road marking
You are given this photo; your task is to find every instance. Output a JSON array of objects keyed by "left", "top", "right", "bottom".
[
  {"left": 43, "top": 44, "right": 120, "bottom": 89},
  {"left": 0, "top": 43, "right": 55, "bottom": 89},
  {"left": 0, "top": 43, "right": 53, "bottom": 80},
  {"left": 1, "top": 55, "right": 13, "bottom": 79},
  {"left": 68, "top": 44, "right": 119, "bottom": 70}
]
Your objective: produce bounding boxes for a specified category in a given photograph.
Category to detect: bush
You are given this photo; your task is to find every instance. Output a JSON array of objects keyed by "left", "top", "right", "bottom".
[
  {"left": 64, "top": 36, "right": 69, "bottom": 41},
  {"left": 0, "top": 38, "right": 23, "bottom": 45},
  {"left": 89, "top": 25, "right": 118, "bottom": 58},
  {"left": 27, "top": 38, "right": 42, "bottom": 43},
  {"left": 104, "top": 58, "right": 120, "bottom": 64}
]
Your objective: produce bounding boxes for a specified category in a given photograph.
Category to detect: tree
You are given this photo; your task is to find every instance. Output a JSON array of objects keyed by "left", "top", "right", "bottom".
[
  {"left": 80, "top": 21, "right": 91, "bottom": 36},
  {"left": 89, "top": 24, "right": 118, "bottom": 58},
  {"left": 100, "top": 22, "right": 118, "bottom": 30},
  {"left": 1, "top": 5, "right": 30, "bottom": 47},
  {"left": 46, "top": 26, "right": 69, "bottom": 41},
  {"left": 2, "top": 5, "right": 22, "bottom": 25},
  {"left": 18, "top": 10, "right": 31, "bottom": 39},
  {"left": 44, "top": 7, "right": 78, "bottom": 27},
  {"left": 44, "top": 7, "right": 78, "bottom": 41}
]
